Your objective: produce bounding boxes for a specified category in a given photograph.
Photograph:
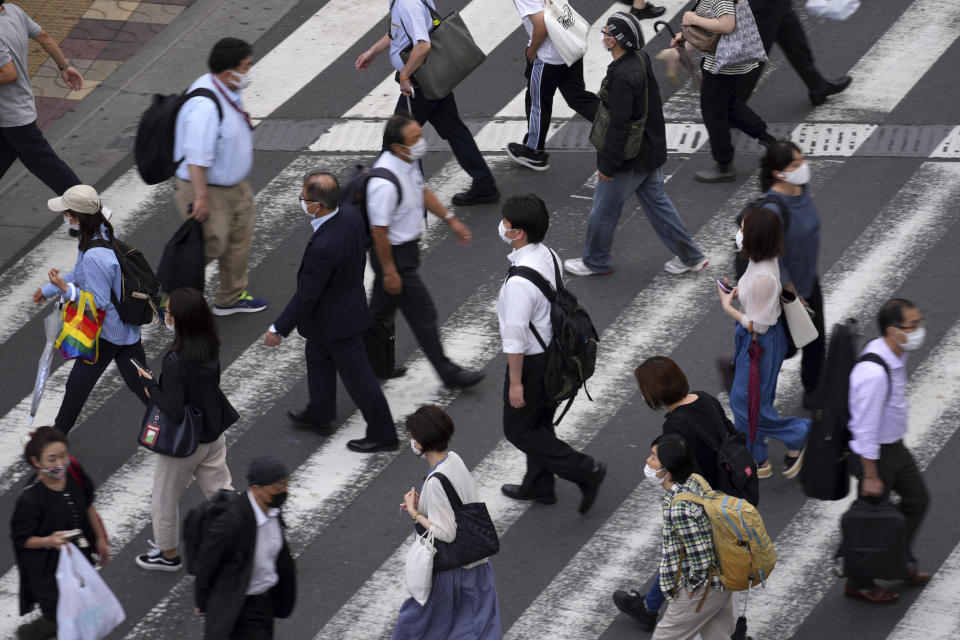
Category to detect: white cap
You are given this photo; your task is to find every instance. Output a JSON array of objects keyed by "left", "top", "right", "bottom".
[{"left": 47, "top": 185, "right": 102, "bottom": 215}]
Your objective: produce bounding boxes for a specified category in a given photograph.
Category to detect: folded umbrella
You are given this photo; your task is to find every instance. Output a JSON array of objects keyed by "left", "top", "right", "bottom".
[
  {"left": 654, "top": 21, "right": 702, "bottom": 90},
  {"left": 747, "top": 327, "right": 764, "bottom": 455},
  {"left": 30, "top": 303, "right": 63, "bottom": 425}
]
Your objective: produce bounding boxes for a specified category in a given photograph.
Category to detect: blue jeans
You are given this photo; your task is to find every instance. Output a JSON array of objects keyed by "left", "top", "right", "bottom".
[
  {"left": 583, "top": 168, "right": 705, "bottom": 273},
  {"left": 729, "top": 318, "right": 810, "bottom": 464},
  {"left": 645, "top": 572, "right": 665, "bottom": 612}
]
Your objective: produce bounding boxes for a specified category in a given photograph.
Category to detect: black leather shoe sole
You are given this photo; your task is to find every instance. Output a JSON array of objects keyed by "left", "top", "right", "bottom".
[
  {"left": 630, "top": 4, "right": 665, "bottom": 19},
  {"left": 452, "top": 188, "right": 500, "bottom": 207},
  {"left": 809, "top": 75, "right": 852, "bottom": 106},
  {"left": 347, "top": 438, "right": 400, "bottom": 453},
  {"left": 377, "top": 366, "right": 408, "bottom": 380},
  {"left": 501, "top": 484, "right": 557, "bottom": 504},
  {"left": 287, "top": 410, "right": 333, "bottom": 435}
]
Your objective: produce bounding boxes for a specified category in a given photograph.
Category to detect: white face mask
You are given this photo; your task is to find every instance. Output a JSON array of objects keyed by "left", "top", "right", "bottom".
[
  {"left": 403, "top": 138, "right": 427, "bottom": 161},
  {"left": 780, "top": 161, "right": 810, "bottom": 186},
  {"left": 301, "top": 200, "right": 313, "bottom": 217},
  {"left": 644, "top": 463, "right": 663, "bottom": 485},
  {"left": 164, "top": 311, "right": 175, "bottom": 330},
  {"left": 735, "top": 228, "right": 744, "bottom": 251},
  {"left": 498, "top": 220, "right": 517, "bottom": 245},
  {"left": 410, "top": 439, "right": 423, "bottom": 456},
  {"left": 230, "top": 69, "right": 252, "bottom": 90},
  {"left": 898, "top": 326, "right": 925, "bottom": 352},
  {"left": 63, "top": 214, "right": 80, "bottom": 229}
]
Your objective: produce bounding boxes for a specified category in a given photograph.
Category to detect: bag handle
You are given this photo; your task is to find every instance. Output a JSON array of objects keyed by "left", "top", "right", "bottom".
[{"left": 428, "top": 471, "right": 464, "bottom": 511}]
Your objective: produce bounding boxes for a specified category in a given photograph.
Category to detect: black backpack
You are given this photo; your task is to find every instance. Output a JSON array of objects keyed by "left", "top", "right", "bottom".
[
  {"left": 89, "top": 236, "right": 162, "bottom": 325},
  {"left": 734, "top": 193, "right": 789, "bottom": 279},
  {"left": 800, "top": 319, "right": 890, "bottom": 501},
  {"left": 182, "top": 489, "right": 242, "bottom": 575},
  {"left": 507, "top": 252, "right": 599, "bottom": 424},
  {"left": 338, "top": 162, "right": 403, "bottom": 243},
  {"left": 135, "top": 89, "right": 222, "bottom": 185},
  {"left": 672, "top": 394, "right": 760, "bottom": 506}
]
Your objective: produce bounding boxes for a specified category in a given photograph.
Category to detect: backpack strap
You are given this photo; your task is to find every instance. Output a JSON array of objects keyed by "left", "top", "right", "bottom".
[
  {"left": 505, "top": 265, "right": 555, "bottom": 352},
  {"left": 67, "top": 456, "right": 84, "bottom": 488},
  {"left": 855, "top": 352, "right": 892, "bottom": 401},
  {"left": 83, "top": 237, "right": 126, "bottom": 311},
  {"left": 428, "top": 471, "right": 464, "bottom": 511},
  {"left": 186, "top": 88, "right": 223, "bottom": 122},
  {"left": 761, "top": 193, "right": 790, "bottom": 235},
  {"left": 364, "top": 166, "right": 403, "bottom": 207}
]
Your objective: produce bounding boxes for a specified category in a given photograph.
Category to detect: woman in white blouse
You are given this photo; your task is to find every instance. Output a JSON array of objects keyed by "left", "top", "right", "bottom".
[
  {"left": 393, "top": 406, "right": 502, "bottom": 639},
  {"left": 718, "top": 208, "right": 810, "bottom": 479}
]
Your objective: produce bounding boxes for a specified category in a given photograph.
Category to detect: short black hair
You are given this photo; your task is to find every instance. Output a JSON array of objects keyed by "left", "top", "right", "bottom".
[
  {"left": 501, "top": 194, "right": 549, "bottom": 244},
  {"left": 24, "top": 426, "right": 68, "bottom": 468},
  {"left": 208, "top": 38, "right": 253, "bottom": 73},
  {"left": 651, "top": 433, "right": 695, "bottom": 484},
  {"left": 304, "top": 172, "right": 340, "bottom": 210},
  {"left": 383, "top": 114, "right": 416, "bottom": 151},
  {"left": 759, "top": 139, "right": 802, "bottom": 192},
  {"left": 406, "top": 405, "right": 454, "bottom": 453},
  {"left": 740, "top": 208, "right": 783, "bottom": 262},
  {"left": 634, "top": 356, "right": 689, "bottom": 410},
  {"left": 877, "top": 298, "right": 916, "bottom": 336}
]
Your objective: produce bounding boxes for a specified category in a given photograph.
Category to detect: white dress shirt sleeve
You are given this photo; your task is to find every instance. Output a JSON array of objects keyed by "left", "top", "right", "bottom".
[
  {"left": 500, "top": 279, "right": 536, "bottom": 354},
  {"left": 180, "top": 97, "right": 221, "bottom": 169},
  {"left": 366, "top": 177, "right": 399, "bottom": 229},
  {"left": 847, "top": 362, "right": 889, "bottom": 460},
  {"left": 422, "top": 475, "right": 457, "bottom": 543},
  {"left": 513, "top": 0, "right": 544, "bottom": 18},
  {"left": 740, "top": 273, "right": 779, "bottom": 334}
]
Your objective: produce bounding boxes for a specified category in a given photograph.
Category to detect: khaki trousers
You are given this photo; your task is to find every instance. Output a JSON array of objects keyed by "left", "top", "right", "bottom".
[
  {"left": 151, "top": 434, "right": 233, "bottom": 551},
  {"left": 174, "top": 178, "right": 256, "bottom": 307},
  {"left": 652, "top": 586, "right": 733, "bottom": 640}
]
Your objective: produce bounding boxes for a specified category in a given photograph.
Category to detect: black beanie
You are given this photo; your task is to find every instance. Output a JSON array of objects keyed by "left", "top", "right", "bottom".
[
  {"left": 606, "top": 11, "right": 645, "bottom": 51},
  {"left": 247, "top": 454, "right": 289, "bottom": 486}
]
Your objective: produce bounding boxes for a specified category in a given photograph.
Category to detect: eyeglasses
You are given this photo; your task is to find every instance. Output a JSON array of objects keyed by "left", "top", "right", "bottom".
[{"left": 297, "top": 194, "right": 316, "bottom": 204}]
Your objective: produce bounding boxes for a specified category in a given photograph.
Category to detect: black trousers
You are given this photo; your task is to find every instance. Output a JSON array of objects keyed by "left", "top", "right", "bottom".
[
  {"left": 502, "top": 353, "right": 594, "bottom": 495},
  {"left": 305, "top": 333, "right": 396, "bottom": 442},
  {"left": 229, "top": 593, "right": 274, "bottom": 640},
  {"left": 369, "top": 241, "right": 457, "bottom": 383},
  {"left": 0, "top": 121, "right": 81, "bottom": 195},
  {"left": 851, "top": 441, "right": 930, "bottom": 587},
  {"left": 744, "top": 0, "right": 827, "bottom": 96},
  {"left": 54, "top": 338, "right": 149, "bottom": 435},
  {"left": 700, "top": 65, "right": 769, "bottom": 164},
  {"left": 784, "top": 277, "right": 826, "bottom": 391},
  {"left": 395, "top": 89, "right": 495, "bottom": 189},
  {"left": 523, "top": 57, "right": 600, "bottom": 151}
]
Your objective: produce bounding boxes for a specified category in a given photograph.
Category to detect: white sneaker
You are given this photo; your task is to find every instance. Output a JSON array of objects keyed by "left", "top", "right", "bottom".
[
  {"left": 663, "top": 256, "right": 708, "bottom": 275},
  {"left": 564, "top": 258, "right": 611, "bottom": 276}
]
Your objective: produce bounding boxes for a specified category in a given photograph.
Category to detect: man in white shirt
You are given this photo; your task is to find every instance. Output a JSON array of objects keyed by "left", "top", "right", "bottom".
[
  {"left": 173, "top": 37, "right": 267, "bottom": 316},
  {"left": 496, "top": 194, "right": 606, "bottom": 514},
  {"left": 505, "top": 0, "right": 598, "bottom": 172},
  {"left": 364, "top": 115, "right": 485, "bottom": 399},
  {"left": 845, "top": 298, "right": 931, "bottom": 604},
  {"left": 355, "top": 0, "right": 498, "bottom": 206}
]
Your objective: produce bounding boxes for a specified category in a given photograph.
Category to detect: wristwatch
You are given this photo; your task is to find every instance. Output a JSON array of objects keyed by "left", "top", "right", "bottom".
[{"left": 57, "top": 60, "right": 73, "bottom": 71}]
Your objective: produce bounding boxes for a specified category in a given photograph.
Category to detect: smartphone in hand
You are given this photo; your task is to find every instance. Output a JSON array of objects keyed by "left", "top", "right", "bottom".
[
  {"left": 717, "top": 279, "right": 733, "bottom": 293},
  {"left": 130, "top": 357, "right": 151, "bottom": 376}
]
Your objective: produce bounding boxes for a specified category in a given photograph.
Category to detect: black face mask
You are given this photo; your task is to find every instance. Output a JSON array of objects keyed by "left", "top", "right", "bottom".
[{"left": 266, "top": 491, "right": 288, "bottom": 509}]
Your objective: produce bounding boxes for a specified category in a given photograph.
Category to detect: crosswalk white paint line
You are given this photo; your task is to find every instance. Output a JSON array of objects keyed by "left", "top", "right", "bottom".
[
  {"left": 810, "top": 0, "right": 960, "bottom": 121},
  {"left": 887, "top": 538, "right": 960, "bottom": 640},
  {"left": 750, "top": 161, "right": 960, "bottom": 639}
]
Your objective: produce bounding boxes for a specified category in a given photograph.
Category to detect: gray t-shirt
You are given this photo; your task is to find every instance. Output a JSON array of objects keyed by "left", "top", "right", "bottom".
[{"left": 0, "top": 3, "right": 43, "bottom": 127}]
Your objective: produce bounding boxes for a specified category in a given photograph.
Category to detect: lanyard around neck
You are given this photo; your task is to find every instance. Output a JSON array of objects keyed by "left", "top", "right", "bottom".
[{"left": 209, "top": 74, "right": 254, "bottom": 130}]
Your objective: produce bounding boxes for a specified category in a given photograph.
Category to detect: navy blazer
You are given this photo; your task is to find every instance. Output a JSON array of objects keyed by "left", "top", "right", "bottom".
[{"left": 273, "top": 209, "right": 372, "bottom": 343}]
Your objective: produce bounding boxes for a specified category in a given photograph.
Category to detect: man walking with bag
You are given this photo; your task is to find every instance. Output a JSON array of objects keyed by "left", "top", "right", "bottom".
[
  {"left": 563, "top": 13, "right": 707, "bottom": 278},
  {"left": 355, "top": 0, "right": 499, "bottom": 206},
  {"left": 505, "top": 0, "right": 599, "bottom": 172},
  {"left": 845, "top": 298, "right": 931, "bottom": 603}
]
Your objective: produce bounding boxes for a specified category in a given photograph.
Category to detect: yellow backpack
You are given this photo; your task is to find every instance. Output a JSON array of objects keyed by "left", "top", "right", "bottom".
[{"left": 671, "top": 474, "right": 776, "bottom": 591}]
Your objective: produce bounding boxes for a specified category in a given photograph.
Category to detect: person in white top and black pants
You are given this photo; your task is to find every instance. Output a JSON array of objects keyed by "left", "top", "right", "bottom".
[
  {"left": 366, "top": 115, "right": 486, "bottom": 393},
  {"left": 496, "top": 194, "right": 606, "bottom": 514},
  {"left": 505, "top": 0, "right": 599, "bottom": 172}
]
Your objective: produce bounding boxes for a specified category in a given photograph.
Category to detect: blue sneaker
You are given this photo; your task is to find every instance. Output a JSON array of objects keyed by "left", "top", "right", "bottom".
[{"left": 212, "top": 290, "right": 268, "bottom": 316}]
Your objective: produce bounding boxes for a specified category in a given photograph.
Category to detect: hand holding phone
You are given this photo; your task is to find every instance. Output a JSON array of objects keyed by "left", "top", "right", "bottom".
[
  {"left": 130, "top": 357, "right": 152, "bottom": 379},
  {"left": 717, "top": 278, "right": 733, "bottom": 293}
]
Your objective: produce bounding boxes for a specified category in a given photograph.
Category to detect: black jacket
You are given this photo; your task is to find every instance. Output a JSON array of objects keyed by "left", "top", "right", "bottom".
[
  {"left": 194, "top": 494, "right": 296, "bottom": 640},
  {"left": 272, "top": 209, "right": 372, "bottom": 343},
  {"left": 597, "top": 50, "right": 668, "bottom": 176},
  {"left": 662, "top": 391, "right": 731, "bottom": 488},
  {"left": 145, "top": 352, "right": 239, "bottom": 443}
]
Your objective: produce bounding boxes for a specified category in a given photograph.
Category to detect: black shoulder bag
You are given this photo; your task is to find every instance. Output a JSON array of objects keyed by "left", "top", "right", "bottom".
[
  {"left": 139, "top": 353, "right": 203, "bottom": 457},
  {"left": 415, "top": 471, "right": 499, "bottom": 571}
]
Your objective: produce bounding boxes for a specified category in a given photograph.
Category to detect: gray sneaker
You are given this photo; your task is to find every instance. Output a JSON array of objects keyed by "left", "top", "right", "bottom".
[{"left": 695, "top": 163, "right": 736, "bottom": 183}]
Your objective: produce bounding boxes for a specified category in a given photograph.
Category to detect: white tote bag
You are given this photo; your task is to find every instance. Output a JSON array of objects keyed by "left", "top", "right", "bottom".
[
  {"left": 543, "top": 0, "right": 589, "bottom": 66},
  {"left": 805, "top": 0, "right": 860, "bottom": 21},
  {"left": 404, "top": 527, "right": 437, "bottom": 606},
  {"left": 56, "top": 544, "right": 126, "bottom": 640},
  {"left": 781, "top": 292, "right": 818, "bottom": 349}
]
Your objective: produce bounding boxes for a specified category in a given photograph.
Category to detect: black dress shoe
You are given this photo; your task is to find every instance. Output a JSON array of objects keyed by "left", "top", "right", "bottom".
[
  {"left": 377, "top": 366, "right": 408, "bottom": 380},
  {"left": 287, "top": 410, "right": 333, "bottom": 435},
  {"left": 443, "top": 368, "right": 485, "bottom": 389},
  {"left": 630, "top": 3, "right": 666, "bottom": 19},
  {"left": 501, "top": 484, "right": 557, "bottom": 504},
  {"left": 578, "top": 461, "right": 607, "bottom": 514},
  {"left": 347, "top": 437, "right": 400, "bottom": 453},
  {"left": 452, "top": 185, "right": 500, "bottom": 207},
  {"left": 809, "top": 75, "right": 852, "bottom": 106}
]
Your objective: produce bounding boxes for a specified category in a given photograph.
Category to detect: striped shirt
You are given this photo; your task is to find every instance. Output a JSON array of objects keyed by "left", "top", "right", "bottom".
[
  {"left": 41, "top": 228, "right": 140, "bottom": 346},
  {"left": 658, "top": 475, "right": 724, "bottom": 601},
  {"left": 698, "top": 0, "right": 759, "bottom": 76}
]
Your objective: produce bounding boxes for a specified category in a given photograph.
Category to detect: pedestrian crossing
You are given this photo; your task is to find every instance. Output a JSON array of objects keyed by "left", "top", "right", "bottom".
[{"left": 1, "top": 0, "right": 959, "bottom": 638}]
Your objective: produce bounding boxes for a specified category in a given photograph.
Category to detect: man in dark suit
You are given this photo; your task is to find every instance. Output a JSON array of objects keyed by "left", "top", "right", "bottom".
[
  {"left": 195, "top": 454, "right": 296, "bottom": 640},
  {"left": 263, "top": 172, "right": 398, "bottom": 453}
]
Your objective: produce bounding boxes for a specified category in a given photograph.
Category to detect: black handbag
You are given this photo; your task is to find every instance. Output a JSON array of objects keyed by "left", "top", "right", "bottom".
[
  {"left": 362, "top": 317, "right": 397, "bottom": 378},
  {"left": 138, "top": 354, "right": 203, "bottom": 457},
  {"left": 415, "top": 472, "right": 499, "bottom": 571},
  {"left": 837, "top": 498, "right": 909, "bottom": 580}
]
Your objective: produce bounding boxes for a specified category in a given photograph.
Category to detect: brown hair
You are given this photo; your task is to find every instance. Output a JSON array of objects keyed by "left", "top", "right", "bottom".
[
  {"left": 24, "top": 426, "right": 68, "bottom": 468},
  {"left": 633, "top": 356, "right": 689, "bottom": 410},
  {"left": 740, "top": 208, "right": 783, "bottom": 262},
  {"left": 406, "top": 405, "right": 455, "bottom": 453}
]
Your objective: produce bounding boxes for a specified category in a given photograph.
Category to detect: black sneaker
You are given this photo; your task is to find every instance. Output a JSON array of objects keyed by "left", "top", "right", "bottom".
[
  {"left": 506, "top": 142, "right": 550, "bottom": 171},
  {"left": 136, "top": 544, "right": 183, "bottom": 572},
  {"left": 16, "top": 616, "right": 57, "bottom": 640},
  {"left": 630, "top": 3, "right": 666, "bottom": 19},
  {"left": 613, "top": 589, "right": 659, "bottom": 631}
]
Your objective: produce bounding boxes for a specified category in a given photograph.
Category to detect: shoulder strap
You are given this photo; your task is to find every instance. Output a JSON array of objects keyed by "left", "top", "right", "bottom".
[
  {"left": 670, "top": 491, "right": 706, "bottom": 508},
  {"left": 67, "top": 456, "right": 84, "bottom": 488},
  {"left": 506, "top": 265, "right": 556, "bottom": 352},
  {"left": 856, "top": 352, "right": 891, "bottom": 400},
  {"left": 186, "top": 88, "right": 224, "bottom": 122},
  {"left": 761, "top": 193, "right": 790, "bottom": 233},
  {"left": 429, "top": 472, "right": 464, "bottom": 511},
  {"left": 365, "top": 167, "right": 403, "bottom": 203},
  {"left": 418, "top": 0, "right": 442, "bottom": 23}
]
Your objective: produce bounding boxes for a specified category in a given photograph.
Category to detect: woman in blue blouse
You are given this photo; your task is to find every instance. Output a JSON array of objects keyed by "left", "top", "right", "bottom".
[{"left": 32, "top": 185, "right": 149, "bottom": 434}]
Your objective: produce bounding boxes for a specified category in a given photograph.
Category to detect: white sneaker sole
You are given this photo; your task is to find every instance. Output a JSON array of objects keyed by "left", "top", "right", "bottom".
[
  {"left": 136, "top": 556, "right": 182, "bottom": 572},
  {"left": 664, "top": 259, "right": 709, "bottom": 275},
  {"left": 506, "top": 147, "right": 549, "bottom": 172},
  {"left": 211, "top": 304, "right": 267, "bottom": 316}
]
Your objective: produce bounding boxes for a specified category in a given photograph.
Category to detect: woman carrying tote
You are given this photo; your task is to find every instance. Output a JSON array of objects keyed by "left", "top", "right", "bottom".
[
  {"left": 718, "top": 209, "right": 809, "bottom": 479},
  {"left": 759, "top": 140, "right": 825, "bottom": 408},
  {"left": 134, "top": 287, "right": 238, "bottom": 572},
  {"left": 393, "top": 406, "right": 501, "bottom": 639},
  {"left": 12, "top": 427, "right": 110, "bottom": 640}
]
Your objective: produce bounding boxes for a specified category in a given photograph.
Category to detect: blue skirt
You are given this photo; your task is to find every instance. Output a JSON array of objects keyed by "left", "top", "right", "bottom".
[{"left": 392, "top": 562, "right": 502, "bottom": 640}]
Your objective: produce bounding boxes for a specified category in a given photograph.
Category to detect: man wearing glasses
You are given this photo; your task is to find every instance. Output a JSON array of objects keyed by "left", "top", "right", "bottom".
[{"left": 845, "top": 298, "right": 931, "bottom": 604}]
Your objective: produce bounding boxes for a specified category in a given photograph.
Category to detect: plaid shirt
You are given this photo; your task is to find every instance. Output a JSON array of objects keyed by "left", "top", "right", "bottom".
[{"left": 658, "top": 476, "right": 724, "bottom": 601}]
